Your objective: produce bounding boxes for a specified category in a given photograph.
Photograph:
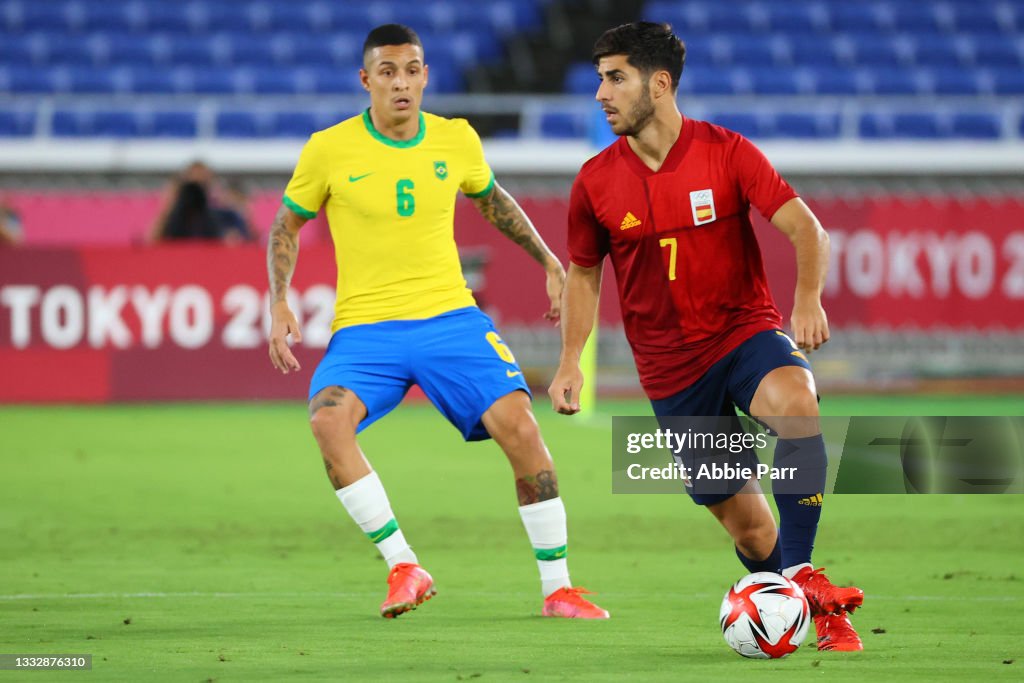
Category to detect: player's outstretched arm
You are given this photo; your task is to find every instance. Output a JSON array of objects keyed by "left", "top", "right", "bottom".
[
  {"left": 470, "top": 183, "right": 565, "bottom": 322},
  {"left": 548, "top": 262, "right": 602, "bottom": 415},
  {"left": 267, "top": 203, "right": 309, "bottom": 374},
  {"left": 770, "top": 197, "right": 831, "bottom": 353}
]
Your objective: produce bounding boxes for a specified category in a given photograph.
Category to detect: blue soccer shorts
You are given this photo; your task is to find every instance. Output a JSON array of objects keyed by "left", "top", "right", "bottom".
[
  {"left": 650, "top": 328, "right": 814, "bottom": 506},
  {"left": 308, "top": 306, "right": 530, "bottom": 441}
]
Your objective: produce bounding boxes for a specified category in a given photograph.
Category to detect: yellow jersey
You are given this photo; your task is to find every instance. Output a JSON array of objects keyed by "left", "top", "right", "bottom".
[{"left": 283, "top": 109, "right": 495, "bottom": 331}]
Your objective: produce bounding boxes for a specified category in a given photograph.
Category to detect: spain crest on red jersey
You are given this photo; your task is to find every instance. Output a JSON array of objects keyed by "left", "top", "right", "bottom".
[{"left": 690, "top": 189, "right": 716, "bottom": 225}]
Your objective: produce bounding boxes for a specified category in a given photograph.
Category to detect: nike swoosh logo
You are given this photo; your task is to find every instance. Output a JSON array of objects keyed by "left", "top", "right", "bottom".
[
  {"left": 506, "top": 370, "right": 522, "bottom": 378},
  {"left": 348, "top": 173, "right": 373, "bottom": 182}
]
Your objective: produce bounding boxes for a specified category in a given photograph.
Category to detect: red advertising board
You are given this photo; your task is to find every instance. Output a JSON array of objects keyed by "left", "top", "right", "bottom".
[
  {"left": 1, "top": 194, "right": 1022, "bottom": 402},
  {"left": 0, "top": 245, "right": 338, "bottom": 402}
]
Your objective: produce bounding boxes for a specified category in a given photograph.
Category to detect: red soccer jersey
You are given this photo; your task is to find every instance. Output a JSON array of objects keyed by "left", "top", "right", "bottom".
[{"left": 568, "top": 116, "right": 797, "bottom": 399}]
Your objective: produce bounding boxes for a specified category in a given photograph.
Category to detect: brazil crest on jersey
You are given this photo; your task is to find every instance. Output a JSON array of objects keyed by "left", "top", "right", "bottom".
[{"left": 283, "top": 109, "right": 495, "bottom": 330}]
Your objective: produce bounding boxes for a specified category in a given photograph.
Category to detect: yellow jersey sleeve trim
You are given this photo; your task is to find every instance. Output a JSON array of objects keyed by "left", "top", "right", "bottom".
[
  {"left": 463, "top": 172, "right": 495, "bottom": 199},
  {"left": 282, "top": 194, "right": 317, "bottom": 220}
]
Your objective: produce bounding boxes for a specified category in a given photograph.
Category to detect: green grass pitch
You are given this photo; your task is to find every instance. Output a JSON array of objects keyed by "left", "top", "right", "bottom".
[{"left": 2, "top": 395, "right": 1022, "bottom": 681}]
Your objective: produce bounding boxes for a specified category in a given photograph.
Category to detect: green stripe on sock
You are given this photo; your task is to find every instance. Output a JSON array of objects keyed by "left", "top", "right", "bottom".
[
  {"left": 366, "top": 518, "right": 399, "bottom": 544},
  {"left": 534, "top": 545, "right": 567, "bottom": 561}
]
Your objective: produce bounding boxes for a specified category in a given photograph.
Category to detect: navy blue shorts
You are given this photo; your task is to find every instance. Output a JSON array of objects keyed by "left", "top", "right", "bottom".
[
  {"left": 650, "top": 329, "right": 813, "bottom": 505},
  {"left": 308, "top": 306, "right": 530, "bottom": 441}
]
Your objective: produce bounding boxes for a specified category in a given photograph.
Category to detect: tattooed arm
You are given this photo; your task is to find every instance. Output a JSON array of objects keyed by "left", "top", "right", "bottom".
[
  {"left": 267, "top": 204, "right": 309, "bottom": 374},
  {"left": 470, "top": 183, "right": 565, "bottom": 322}
]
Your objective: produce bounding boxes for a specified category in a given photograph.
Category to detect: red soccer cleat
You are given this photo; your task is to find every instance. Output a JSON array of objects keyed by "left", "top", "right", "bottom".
[
  {"left": 814, "top": 611, "right": 864, "bottom": 651},
  {"left": 380, "top": 563, "right": 436, "bottom": 619},
  {"left": 542, "top": 587, "right": 610, "bottom": 619},
  {"left": 791, "top": 566, "right": 864, "bottom": 615}
]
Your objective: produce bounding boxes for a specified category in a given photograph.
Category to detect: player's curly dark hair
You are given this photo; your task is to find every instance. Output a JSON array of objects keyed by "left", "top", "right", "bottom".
[
  {"left": 592, "top": 22, "right": 686, "bottom": 90},
  {"left": 363, "top": 24, "right": 423, "bottom": 60}
]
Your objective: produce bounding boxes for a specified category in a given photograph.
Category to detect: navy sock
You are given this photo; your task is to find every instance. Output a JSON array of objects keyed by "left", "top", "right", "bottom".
[
  {"left": 735, "top": 537, "right": 782, "bottom": 574},
  {"left": 773, "top": 434, "right": 828, "bottom": 568}
]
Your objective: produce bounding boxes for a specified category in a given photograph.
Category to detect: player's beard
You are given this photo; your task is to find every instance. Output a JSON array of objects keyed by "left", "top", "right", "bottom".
[{"left": 616, "top": 83, "right": 655, "bottom": 137}]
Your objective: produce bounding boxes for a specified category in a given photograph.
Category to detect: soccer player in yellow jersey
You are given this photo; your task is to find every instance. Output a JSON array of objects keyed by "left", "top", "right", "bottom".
[{"left": 265, "top": 24, "right": 607, "bottom": 620}]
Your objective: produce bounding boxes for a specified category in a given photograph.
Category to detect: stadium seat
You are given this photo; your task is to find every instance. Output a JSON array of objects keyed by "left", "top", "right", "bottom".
[
  {"left": 970, "top": 36, "right": 1023, "bottom": 68},
  {"left": 565, "top": 62, "right": 597, "bottom": 96},
  {"left": 709, "top": 112, "right": 771, "bottom": 138},
  {"left": 810, "top": 68, "right": 865, "bottom": 95},
  {"left": 860, "top": 112, "right": 945, "bottom": 139},
  {"left": 539, "top": 111, "right": 587, "bottom": 139},
  {"left": 927, "top": 69, "right": 983, "bottom": 95},
  {"left": 52, "top": 110, "right": 139, "bottom": 138},
  {"left": 0, "top": 109, "right": 36, "bottom": 136},
  {"left": 950, "top": 113, "right": 1001, "bottom": 139},
  {"left": 991, "top": 68, "right": 1024, "bottom": 94},
  {"left": 271, "top": 112, "right": 318, "bottom": 138},
  {"left": 152, "top": 111, "right": 198, "bottom": 138},
  {"left": 774, "top": 112, "right": 841, "bottom": 139},
  {"left": 216, "top": 111, "right": 263, "bottom": 138}
]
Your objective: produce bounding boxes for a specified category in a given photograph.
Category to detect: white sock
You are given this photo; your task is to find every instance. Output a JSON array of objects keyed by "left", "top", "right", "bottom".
[
  {"left": 783, "top": 563, "right": 813, "bottom": 580},
  {"left": 336, "top": 471, "right": 418, "bottom": 569},
  {"left": 519, "top": 497, "right": 572, "bottom": 597}
]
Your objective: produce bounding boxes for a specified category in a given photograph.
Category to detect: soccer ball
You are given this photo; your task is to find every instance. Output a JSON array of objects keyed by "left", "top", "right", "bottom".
[{"left": 720, "top": 572, "right": 811, "bottom": 659}]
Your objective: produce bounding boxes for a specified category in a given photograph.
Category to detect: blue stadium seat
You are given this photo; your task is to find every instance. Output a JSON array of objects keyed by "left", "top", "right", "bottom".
[
  {"left": 216, "top": 111, "right": 262, "bottom": 138},
  {"left": 927, "top": 69, "right": 982, "bottom": 95},
  {"left": 726, "top": 36, "right": 780, "bottom": 67},
  {"left": 709, "top": 113, "right": 771, "bottom": 139},
  {"left": 860, "top": 112, "right": 944, "bottom": 139},
  {"left": 950, "top": 113, "right": 1001, "bottom": 139},
  {"left": 565, "top": 62, "right": 598, "bottom": 96},
  {"left": 224, "top": 35, "right": 278, "bottom": 66},
  {"left": 271, "top": 112, "right": 318, "bottom": 138},
  {"left": 43, "top": 35, "right": 96, "bottom": 66},
  {"left": 105, "top": 35, "right": 159, "bottom": 67},
  {"left": 0, "top": 36, "right": 40, "bottom": 65},
  {"left": 18, "top": 4, "right": 72, "bottom": 32},
  {"left": 152, "top": 111, "right": 198, "bottom": 138},
  {"left": 762, "top": 4, "right": 825, "bottom": 34},
  {"left": 789, "top": 37, "right": 842, "bottom": 68},
  {"left": 63, "top": 67, "right": 122, "bottom": 94},
  {"left": 911, "top": 35, "right": 963, "bottom": 67},
  {"left": 774, "top": 112, "right": 841, "bottom": 139},
  {"left": 0, "top": 109, "right": 36, "bottom": 136},
  {"left": 539, "top": 111, "right": 587, "bottom": 139},
  {"left": 53, "top": 110, "right": 140, "bottom": 138},
  {"left": 992, "top": 68, "right": 1024, "bottom": 94},
  {"left": 81, "top": 4, "right": 135, "bottom": 33},
  {"left": 849, "top": 35, "right": 908, "bottom": 67},
  {"left": 810, "top": 67, "right": 865, "bottom": 95},
  {"left": 314, "top": 67, "right": 364, "bottom": 94},
  {"left": 127, "top": 67, "right": 180, "bottom": 94},
  {"left": 949, "top": 4, "right": 1004, "bottom": 34},
  {"left": 829, "top": 5, "right": 884, "bottom": 33},
  {"left": 167, "top": 36, "right": 218, "bottom": 66},
  {"left": 749, "top": 68, "right": 805, "bottom": 95},
  {"left": 869, "top": 69, "right": 922, "bottom": 95},
  {"left": 190, "top": 68, "right": 239, "bottom": 94},
  {"left": 142, "top": 4, "right": 193, "bottom": 33},
  {"left": 971, "top": 36, "right": 1023, "bottom": 68},
  {"left": 891, "top": 4, "right": 941, "bottom": 33},
  {"left": 680, "top": 68, "right": 743, "bottom": 96}
]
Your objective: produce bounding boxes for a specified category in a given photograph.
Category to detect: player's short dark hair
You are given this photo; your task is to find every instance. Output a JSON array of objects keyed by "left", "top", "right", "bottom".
[
  {"left": 362, "top": 24, "right": 423, "bottom": 61},
  {"left": 592, "top": 22, "right": 686, "bottom": 90}
]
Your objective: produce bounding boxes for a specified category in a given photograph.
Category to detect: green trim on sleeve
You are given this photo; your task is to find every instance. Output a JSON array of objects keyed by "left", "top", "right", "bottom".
[
  {"left": 282, "top": 195, "right": 317, "bottom": 220},
  {"left": 463, "top": 172, "right": 495, "bottom": 199},
  {"left": 362, "top": 108, "right": 426, "bottom": 148}
]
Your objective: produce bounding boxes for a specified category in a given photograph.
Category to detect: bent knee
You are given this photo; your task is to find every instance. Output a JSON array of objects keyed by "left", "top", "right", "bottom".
[
  {"left": 769, "top": 389, "right": 820, "bottom": 418},
  {"left": 308, "top": 386, "right": 364, "bottom": 439}
]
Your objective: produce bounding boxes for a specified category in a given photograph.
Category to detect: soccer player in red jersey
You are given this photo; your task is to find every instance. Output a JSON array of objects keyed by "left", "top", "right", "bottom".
[{"left": 548, "top": 22, "right": 863, "bottom": 651}]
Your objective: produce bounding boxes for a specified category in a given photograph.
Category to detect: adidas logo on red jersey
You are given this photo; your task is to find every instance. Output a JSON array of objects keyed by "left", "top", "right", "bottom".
[{"left": 619, "top": 212, "right": 641, "bottom": 230}]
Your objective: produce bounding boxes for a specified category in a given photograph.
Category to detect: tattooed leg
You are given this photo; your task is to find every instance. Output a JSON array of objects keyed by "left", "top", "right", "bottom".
[
  {"left": 308, "top": 385, "right": 372, "bottom": 489},
  {"left": 515, "top": 469, "right": 560, "bottom": 506}
]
